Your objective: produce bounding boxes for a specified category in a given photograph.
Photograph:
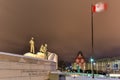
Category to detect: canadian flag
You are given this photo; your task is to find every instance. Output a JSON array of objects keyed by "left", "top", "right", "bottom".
[{"left": 92, "top": 2, "right": 107, "bottom": 13}]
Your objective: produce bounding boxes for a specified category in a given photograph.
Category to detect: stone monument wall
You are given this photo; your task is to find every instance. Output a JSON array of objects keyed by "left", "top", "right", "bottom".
[{"left": 0, "top": 52, "right": 56, "bottom": 80}]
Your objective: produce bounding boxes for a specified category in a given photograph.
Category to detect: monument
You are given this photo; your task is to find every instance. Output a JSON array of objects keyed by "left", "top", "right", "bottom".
[
  {"left": 0, "top": 37, "right": 58, "bottom": 80},
  {"left": 0, "top": 52, "right": 56, "bottom": 80},
  {"left": 24, "top": 37, "right": 58, "bottom": 69}
]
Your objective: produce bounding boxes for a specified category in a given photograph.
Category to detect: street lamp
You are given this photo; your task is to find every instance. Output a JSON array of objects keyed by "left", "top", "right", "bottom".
[
  {"left": 90, "top": 57, "right": 94, "bottom": 78},
  {"left": 90, "top": 58, "right": 94, "bottom": 62}
]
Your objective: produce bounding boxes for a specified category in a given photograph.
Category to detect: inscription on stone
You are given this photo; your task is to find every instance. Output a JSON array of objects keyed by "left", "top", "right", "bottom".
[{"left": 22, "top": 70, "right": 48, "bottom": 76}]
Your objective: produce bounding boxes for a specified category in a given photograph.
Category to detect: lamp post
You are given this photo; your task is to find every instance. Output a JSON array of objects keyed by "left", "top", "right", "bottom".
[{"left": 90, "top": 57, "right": 94, "bottom": 78}]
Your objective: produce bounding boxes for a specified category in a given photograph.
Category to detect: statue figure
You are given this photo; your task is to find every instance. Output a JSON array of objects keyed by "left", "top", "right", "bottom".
[
  {"left": 40, "top": 44, "right": 47, "bottom": 53},
  {"left": 40, "top": 44, "right": 44, "bottom": 53},
  {"left": 38, "top": 43, "right": 48, "bottom": 59},
  {"left": 44, "top": 44, "right": 48, "bottom": 53},
  {"left": 29, "top": 37, "right": 35, "bottom": 53}
]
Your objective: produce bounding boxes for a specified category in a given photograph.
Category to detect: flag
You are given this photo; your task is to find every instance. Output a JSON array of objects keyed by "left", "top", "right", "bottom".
[{"left": 92, "top": 2, "right": 107, "bottom": 13}]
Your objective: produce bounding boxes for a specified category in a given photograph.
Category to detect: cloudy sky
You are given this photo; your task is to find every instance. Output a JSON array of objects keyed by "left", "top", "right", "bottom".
[{"left": 0, "top": 0, "right": 120, "bottom": 62}]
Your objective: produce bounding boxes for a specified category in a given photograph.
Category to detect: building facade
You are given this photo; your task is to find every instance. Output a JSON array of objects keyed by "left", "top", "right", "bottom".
[{"left": 86, "top": 57, "right": 120, "bottom": 74}]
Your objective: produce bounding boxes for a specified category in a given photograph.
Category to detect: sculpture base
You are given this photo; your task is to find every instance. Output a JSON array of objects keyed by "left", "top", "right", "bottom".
[{"left": 0, "top": 52, "right": 56, "bottom": 80}]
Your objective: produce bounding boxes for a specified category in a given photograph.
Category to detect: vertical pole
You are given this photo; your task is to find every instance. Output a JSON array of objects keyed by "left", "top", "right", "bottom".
[
  {"left": 91, "top": 5, "right": 94, "bottom": 55},
  {"left": 91, "top": 5, "right": 94, "bottom": 78}
]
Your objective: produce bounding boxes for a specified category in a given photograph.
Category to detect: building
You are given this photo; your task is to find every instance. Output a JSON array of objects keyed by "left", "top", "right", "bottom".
[{"left": 86, "top": 57, "right": 120, "bottom": 74}]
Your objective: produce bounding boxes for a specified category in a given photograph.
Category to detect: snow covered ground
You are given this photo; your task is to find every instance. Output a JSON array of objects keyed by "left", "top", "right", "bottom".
[
  {"left": 51, "top": 71, "right": 120, "bottom": 80},
  {"left": 66, "top": 76, "right": 120, "bottom": 80}
]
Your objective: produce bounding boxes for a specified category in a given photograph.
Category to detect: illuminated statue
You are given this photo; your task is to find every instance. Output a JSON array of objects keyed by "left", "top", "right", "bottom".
[
  {"left": 29, "top": 37, "right": 35, "bottom": 53},
  {"left": 44, "top": 44, "right": 48, "bottom": 53},
  {"left": 40, "top": 45, "right": 44, "bottom": 52},
  {"left": 24, "top": 41, "right": 58, "bottom": 69},
  {"left": 40, "top": 44, "right": 47, "bottom": 54},
  {"left": 36, "top": 44, "right": 48, "bottom": 59},
  {"left": 75, "top": 51, "right": 86, "bottom": 72}
]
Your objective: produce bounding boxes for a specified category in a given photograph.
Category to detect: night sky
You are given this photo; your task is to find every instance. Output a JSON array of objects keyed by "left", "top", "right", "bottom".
[{"left": 0, "top": 0, "right": 120, "bottom": 62}]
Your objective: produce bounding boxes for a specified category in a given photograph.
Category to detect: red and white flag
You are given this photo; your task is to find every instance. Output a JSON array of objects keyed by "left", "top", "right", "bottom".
[{"left": 92, "top": 2, "right": 107, "bottom": 13}]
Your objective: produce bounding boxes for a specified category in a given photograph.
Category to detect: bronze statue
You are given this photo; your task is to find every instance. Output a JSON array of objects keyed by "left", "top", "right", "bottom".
[
  {"left": 40, "top": 44, "right": 47, "bottom": 53},
  {"left": 29, "top": 37, "right": 35, "bottom": 53}
]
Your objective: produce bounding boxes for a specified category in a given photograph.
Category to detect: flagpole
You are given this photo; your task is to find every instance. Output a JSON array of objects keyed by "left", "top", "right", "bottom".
[
  {"left": 91, "top": 4, "right": 94, "bottom": 79},
  {"left": 90, "top": 2, "right": 107, "bottom": 78},
  {"left": 91, "top": 5, "right": 94, "bottom": 55}
]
